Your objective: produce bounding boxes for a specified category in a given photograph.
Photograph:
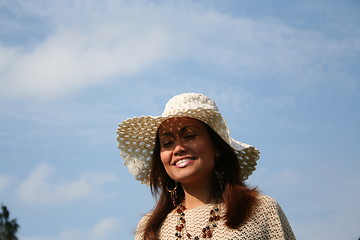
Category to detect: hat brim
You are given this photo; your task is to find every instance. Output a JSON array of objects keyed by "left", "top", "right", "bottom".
[{"left": 117, "top": 109, "right": 259, "bottom": 185}]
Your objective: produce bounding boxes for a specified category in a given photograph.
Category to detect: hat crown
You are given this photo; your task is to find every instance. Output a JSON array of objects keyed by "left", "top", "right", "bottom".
[{"left": 162, "top": 93, "right": 219, "bottom": 116}]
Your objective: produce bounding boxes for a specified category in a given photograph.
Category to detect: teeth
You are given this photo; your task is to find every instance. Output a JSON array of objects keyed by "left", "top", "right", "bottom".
[
  {"left": 176, "top": 159, "right": 189, "bottom": 165},
  {"left": 175, "top": 158, "right": 193, "bottom": 165}
]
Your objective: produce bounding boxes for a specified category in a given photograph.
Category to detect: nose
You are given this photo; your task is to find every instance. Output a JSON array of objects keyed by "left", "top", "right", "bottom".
[{"left": 173, "top": 141, "right": 187, "bottom": 156}]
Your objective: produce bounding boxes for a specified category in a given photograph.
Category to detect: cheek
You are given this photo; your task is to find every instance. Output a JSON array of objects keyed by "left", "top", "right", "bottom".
[
  {"left": 201, "top": 143, "right": 217, "bottom": 167},
  {"left": 160, "top": 150, "right": 171, "bottom": 166}
]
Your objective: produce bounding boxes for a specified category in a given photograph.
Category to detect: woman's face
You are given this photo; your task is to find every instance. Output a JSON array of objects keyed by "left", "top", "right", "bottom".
[{"left": 158, "top": 117, "right": 217, "bottom": 186}]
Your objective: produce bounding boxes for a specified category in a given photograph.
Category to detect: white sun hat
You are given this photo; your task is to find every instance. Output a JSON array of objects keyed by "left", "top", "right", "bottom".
[{"left": 116, "top": 93, "right": 260, "bottom": 185}]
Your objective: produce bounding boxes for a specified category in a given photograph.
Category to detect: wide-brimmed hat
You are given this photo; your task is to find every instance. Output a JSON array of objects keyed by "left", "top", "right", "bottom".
[{"left": 116, "top": 93, "right": 260, "bottom": 185}]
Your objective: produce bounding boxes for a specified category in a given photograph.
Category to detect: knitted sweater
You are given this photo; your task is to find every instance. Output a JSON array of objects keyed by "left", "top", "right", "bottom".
[{"left": 135, "top": 195, "right": 296, "bottom": 240}]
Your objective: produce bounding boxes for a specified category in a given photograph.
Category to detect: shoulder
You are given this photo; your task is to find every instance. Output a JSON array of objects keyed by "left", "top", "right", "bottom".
[
  {"left": 137, "top": 212, "right": 152, "bottom": 229},
  {"left": 138, "top": 213, "right": 151, "bottom": 224},
  {"left": 256, "top": 195, "right": 278, "bottom": 206},
  {"left": 253, "top": 195, "right": 287, "bottom": 216},
  {"left": 257, "top": 194, "right": 276, "bottom": 202},
  {"left": 252, "top": 195, "right": 296, "bottom": 239},
  {"left": 134, "top": 212, "right": 152, "bottom": 239}
]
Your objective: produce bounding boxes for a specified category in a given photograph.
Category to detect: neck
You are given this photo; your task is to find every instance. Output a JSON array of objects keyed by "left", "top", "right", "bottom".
[{"left": 181, "top": 181, "right": 212, "bottom": 209}]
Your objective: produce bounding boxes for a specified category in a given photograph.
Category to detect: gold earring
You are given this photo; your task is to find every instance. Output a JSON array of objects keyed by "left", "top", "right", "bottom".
[{"left": 166, "top": 179, "right": 178, "bottom": 207}]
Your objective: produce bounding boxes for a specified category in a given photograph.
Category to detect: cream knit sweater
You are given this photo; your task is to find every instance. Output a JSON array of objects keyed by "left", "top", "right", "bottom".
[{"left": 135, "top": 195, "right": 295, "bottom": 240}]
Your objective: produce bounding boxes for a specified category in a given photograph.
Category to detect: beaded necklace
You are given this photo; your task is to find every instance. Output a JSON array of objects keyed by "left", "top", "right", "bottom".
[{"left": 174, "top": 203, "right": 221, "bottom": 239}]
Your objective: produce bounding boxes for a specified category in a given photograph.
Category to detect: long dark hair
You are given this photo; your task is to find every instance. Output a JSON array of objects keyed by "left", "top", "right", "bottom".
[{"left": 142, "top": 123, "right": 259, "bottom": 240}]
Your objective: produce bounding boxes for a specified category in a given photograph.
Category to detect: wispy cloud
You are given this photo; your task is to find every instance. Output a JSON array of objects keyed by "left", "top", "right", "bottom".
[
  {"left": 21, "top": 218, "right": 121, "bottom": 240},
  {"left": 0, "top": 25, "right": 171, "bottom": 98},
  {"left": 59, "top": 218, "right": 121, "bottom": 240},
  {"left": 16, "top": 162, "right": 120, "bottom": 206},
  {"left": 0, "top": 0, "right": 357, "bottom": 99}
]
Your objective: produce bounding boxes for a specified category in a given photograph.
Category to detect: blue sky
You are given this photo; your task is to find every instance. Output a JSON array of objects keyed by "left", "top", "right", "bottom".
[{"left": 0, "top": 0, "right": 359, "bottom": 239}]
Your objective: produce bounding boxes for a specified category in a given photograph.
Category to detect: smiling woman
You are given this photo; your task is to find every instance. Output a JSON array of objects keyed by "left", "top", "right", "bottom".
[
  {"left": 116, "top": 93, "right": 296, "bottom": 240},
  {"left": 158, "top": 118, "right": 217, "bottom": 187}
]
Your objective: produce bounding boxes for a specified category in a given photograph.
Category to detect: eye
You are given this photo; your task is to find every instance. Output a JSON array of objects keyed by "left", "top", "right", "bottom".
[
  {"left": 184, "top": 134, "right": 197, "bottom": 140},
  {"left": 161, "top": 141, "right": 174, "bottom": 148}
]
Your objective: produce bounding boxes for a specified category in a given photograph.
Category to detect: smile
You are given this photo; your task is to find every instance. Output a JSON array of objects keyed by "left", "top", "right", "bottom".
[{"left": 173, "top": 157, "right": 196, "bottom": 168}]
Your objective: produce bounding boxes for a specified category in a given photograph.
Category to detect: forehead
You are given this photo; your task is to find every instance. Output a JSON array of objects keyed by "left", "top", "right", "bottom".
[{"left": 158, "top": 117, "right": 205, "bottom": 133}]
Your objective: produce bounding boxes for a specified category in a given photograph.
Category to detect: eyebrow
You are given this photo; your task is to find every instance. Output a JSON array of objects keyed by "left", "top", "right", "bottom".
[{"left": 159, "top": 125, "right": 199, "bottom": 137}]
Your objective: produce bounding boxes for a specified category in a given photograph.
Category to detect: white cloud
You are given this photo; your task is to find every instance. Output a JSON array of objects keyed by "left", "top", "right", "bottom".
[
  {"left": 0, "top": 174, "right": 13, "bottom": 193},
  {"left": 91, "top": 218, "right": 120, "bottom": 239},
  {"left": 16, "top": 162, "right": 120, "bottom": 206},
  {"left": 0, "top": 0, "right": 357, "bottom": 99},
  {"left": 21, "top": 218, "right": 121, "bottom": 240},
  {"left": 0, "top": 24, "right": 171, "bottom": 98},
  {"left": 59, "top": 218, "right": 121, "bottom": 240},
  {"left": 0, "top": 1, "right": 174, "bottom": 99}
]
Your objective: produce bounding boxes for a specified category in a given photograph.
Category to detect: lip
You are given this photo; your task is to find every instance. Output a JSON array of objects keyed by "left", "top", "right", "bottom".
[{"left": 172, "top": 156, "right": 196, "bottom": 167}]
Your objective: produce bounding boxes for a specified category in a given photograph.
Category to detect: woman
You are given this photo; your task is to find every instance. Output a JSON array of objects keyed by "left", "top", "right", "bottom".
[{"left": 117, "top": 93, "right": 295, "bottom": 239}]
